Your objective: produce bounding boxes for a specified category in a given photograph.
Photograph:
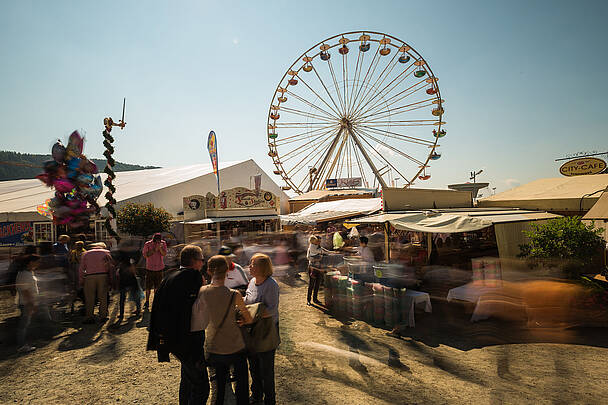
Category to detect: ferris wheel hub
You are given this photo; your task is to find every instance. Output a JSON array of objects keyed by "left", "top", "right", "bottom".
[{"left": 339, "top": 117, "right": 352, "bottom": 129}]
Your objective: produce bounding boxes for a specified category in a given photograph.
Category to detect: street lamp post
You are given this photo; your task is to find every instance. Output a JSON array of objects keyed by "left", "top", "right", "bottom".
[{"left": 470, "top": 169, "right": 483, "bottom": 183}]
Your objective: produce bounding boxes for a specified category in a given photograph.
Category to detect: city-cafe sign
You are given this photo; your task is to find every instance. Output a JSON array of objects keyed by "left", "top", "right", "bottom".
[{"left": 559, "top": 157, "right": 607, "bottom": 177}]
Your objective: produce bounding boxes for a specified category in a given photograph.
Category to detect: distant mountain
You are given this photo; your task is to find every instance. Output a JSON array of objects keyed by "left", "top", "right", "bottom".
[{"left": 0, "top": 151, "right": 160, "bottom": 181}]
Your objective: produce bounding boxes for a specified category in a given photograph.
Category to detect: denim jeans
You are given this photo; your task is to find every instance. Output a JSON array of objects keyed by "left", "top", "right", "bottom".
[
  {"left": 248, "top": 349, "right": 276, "bottom": 405},
  {"left": 179, "top": 357, "right": 210, "bottom": 405},
  {"left": 206, "top": 351, "right": 249, "bottom": 405},
  {"left": 119, "top": 285, "right": 141, "bottom": 317}
]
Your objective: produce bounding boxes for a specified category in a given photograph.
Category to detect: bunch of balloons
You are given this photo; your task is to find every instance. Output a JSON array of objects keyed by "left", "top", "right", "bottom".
[{"left": 36, "top": 130, "right": 103, "bottom": 228}]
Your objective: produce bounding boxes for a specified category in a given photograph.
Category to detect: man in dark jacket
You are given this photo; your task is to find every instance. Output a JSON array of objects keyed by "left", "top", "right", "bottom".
[{"left": 147, "top": 244, "right": 208, "bottom": 405}]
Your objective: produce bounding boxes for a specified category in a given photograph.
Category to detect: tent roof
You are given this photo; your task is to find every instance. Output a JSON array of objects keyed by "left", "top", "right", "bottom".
[
  {"left": 347, "top": 208, "right": 560, "bottom": 233},
  {"left": 281, "top": 198, "right": 381, "bottom": 225},
  {"left": 583, "top": 191, "right": 608, "bottom": 220},
  {"left": 0, "top": 161, "right": 246, "bottom": 214},
  {"left": 478, "top": 174, "right": 608, "bottom": 211},
  {"left": 186, "top": 215, "right": 279, "bottom": 224},
  {"left": 289, "top": 188, "right": 376, "bottom": 201}
]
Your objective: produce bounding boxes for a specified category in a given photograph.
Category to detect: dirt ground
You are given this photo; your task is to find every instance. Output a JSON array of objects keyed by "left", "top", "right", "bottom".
[{"left": 1, "top": 270, "right": 608, "bottom": 405}]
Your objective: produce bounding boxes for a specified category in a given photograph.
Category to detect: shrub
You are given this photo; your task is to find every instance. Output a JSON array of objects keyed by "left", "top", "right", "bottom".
[
  {"left": 518, "top": 216, "right": 605, "bottom": 278},
  {"left": 117, "top": 202, "right": 171, "bottom": 237}
]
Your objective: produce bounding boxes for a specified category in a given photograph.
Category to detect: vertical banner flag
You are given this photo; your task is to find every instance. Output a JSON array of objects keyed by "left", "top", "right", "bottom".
[{"left": 207, "top": 130, "right": 220, "bottom": 195}]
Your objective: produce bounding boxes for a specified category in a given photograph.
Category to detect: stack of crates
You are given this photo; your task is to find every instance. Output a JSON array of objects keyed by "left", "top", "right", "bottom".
[
  {"left": 372, "top": 283, "right": 385, "bottom": 325},
  {"left": 324, "top": 270, "right": 341, "bottom": 309},
  {"left": 398, "top": 288, "right": 409, "bottom": 325},
  {"left": 382, "top": 286, "right": 402, "bottom": 328},
  {"left": 362, "top": 282, "right": 374, "bottom": 322},
  {"left": 351, "top": 279, "right": 365, "bottom": 319},
  {"left": 471, "top": 257, "right": 502, "bottom": 287},
  {"left": 336, "top": 276, "right": 350, "bottom": 315}
]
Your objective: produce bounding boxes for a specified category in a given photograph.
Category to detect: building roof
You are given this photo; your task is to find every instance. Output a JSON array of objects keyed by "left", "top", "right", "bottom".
[
  {"left": 583, "top": 191, "right": 608, "bottom": 220},
  {"left": 289, "top": 188, "right": 377, "bottom": 201},
  {"left": 478, "top": 174, "right": 608, "bottom": 212}
]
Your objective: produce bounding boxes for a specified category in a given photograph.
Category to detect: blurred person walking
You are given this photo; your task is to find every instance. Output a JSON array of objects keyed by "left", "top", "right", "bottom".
[
  {"left": 79, "top": 242, "right": 114, "bottom": 323},
  {"left": 193, "top": 255, "right": 253, "bottom": 405},
  {"left": 53, "top": 234, "right": 70, "bottom": 255},
  {"left": 147, "top": 245, "right": 209, "bottom": 405},
  {"left": 245, "top": 253, "right": 280, "bottom": 405},
  {"left": 142, "top": 233, "right": 167, "bottom": 310},
  {"left": 357, "top": 236, "right": 374, "bottom": 263},
  {"left": 306, "top": 235, "right": 328, "bottom": 305},
  {"left": 15, "top": 254, "right": 42, "bottom": 353},
  {"left": 67, "top": 241, "right": 86, "bottom": 312},
  {"left": 117, "top": 258, "right": 142, "bottom": 320},
  {"left": 218, "top": 246, "right": 249, "bottom": 294}
]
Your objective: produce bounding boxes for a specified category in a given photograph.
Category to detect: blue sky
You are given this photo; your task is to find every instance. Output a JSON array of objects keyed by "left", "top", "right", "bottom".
[{"left": 1, "top": 0, "right": 606, "bottom": 195}]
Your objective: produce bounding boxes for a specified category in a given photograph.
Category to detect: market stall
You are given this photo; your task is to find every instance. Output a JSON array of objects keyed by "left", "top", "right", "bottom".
[{"left": 183, "top": 187, "right": 281, "bottom": 242}]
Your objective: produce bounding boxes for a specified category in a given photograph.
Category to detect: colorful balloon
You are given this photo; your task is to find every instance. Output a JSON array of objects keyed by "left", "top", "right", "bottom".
[{"left": 36, "top": 130, "right": 103, "bottom": 229}]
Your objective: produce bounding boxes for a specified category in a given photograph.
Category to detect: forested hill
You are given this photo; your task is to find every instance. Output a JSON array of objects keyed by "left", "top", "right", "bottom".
[{"left": 0, "top": 151, "right": 160, "bottom": 181}]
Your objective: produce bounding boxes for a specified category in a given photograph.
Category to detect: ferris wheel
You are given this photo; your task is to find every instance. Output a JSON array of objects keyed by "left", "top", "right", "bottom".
[{"left": 267, "top": 31, "right": 446, "bottom": 194}]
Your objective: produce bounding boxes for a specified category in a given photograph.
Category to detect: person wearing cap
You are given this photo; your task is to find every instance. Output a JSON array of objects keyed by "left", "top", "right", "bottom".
[
  {"left": 218, "top": 246, "right": 249, "bottom": 294},
  {"left": 79, "top": 242, "right": 114, "bottom": 323},
  {"left": 142, "top": 233, "right": 167, "bottom": 309}
]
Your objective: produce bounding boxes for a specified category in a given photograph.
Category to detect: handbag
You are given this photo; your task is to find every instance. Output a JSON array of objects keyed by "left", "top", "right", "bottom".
[{"left": 240, "top": 302, "right": 280, "bottom": 354}]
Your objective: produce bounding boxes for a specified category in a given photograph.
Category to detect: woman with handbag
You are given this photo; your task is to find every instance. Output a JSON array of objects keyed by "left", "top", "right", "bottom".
[
  {"left": 245, "top": 253, "right": 280, "bottom": 405},
  {"left": 191, "top": 255, "right": 253, "bottom": 405}
]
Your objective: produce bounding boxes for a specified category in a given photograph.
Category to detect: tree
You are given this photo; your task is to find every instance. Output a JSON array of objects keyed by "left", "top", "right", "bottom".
[
  {"left": 519, "top": 216, "right": 605, "bottom": 277},
  {"left": 117, "top": 202, "right": 172, "bottom": 237}
]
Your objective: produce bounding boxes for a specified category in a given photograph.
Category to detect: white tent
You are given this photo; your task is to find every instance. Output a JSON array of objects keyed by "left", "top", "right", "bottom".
[
  {"left": 280, "top": 198, "right": 382, "bottom": 225},
  {"left": 0, "top": 159, "right": 290, "bottom": 222}
]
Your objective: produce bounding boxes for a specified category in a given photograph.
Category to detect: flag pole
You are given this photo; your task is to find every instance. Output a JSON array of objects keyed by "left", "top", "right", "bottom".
[{"left": 207, "top": 131, "right": 221, "bottom": 244}]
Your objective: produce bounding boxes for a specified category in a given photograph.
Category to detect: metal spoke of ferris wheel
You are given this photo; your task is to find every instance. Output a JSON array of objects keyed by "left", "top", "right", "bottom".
[
  {"left": 354, "top": 77, "right": 429, "bottom": 121},
  {"left": 351, "top": 62, "right": 420, "bottom": 121},
  {"left": 293, "top": 70, "right": 342, "bottom": 117},
  {"left": 286, "top": 90, "right": 337, "bottom": 120},
  {"left": 352, "top": 127, "right": 412, "bottom": 185},
  {"left": 350, "top": 49, "right": 400, "bottom": 118}
]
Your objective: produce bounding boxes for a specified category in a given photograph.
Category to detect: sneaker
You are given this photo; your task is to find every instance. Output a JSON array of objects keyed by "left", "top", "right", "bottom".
[{"left": 17, "top": 344, "right": 36, "bottom": 353}]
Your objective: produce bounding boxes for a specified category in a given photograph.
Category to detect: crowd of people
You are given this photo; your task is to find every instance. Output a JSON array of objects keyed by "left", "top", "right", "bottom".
[
  {"left": 5, "top": 227, "right": 376, "bottom": 403},
  {"left": 6, "top": 232, "right": 286, "bottom": 404}
]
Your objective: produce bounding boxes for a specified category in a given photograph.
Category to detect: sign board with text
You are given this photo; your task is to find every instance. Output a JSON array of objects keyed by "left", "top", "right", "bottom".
[{"left": 559, "top": 158, "right": 607, "bottom": 177}]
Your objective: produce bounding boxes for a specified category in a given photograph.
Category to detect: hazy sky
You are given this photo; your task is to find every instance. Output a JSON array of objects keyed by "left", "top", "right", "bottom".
[{"left": 1, "top": 0, "right": 606, "bottom": 195}]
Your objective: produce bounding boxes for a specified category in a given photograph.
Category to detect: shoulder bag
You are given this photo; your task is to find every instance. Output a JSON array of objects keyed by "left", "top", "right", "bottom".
[{"left": 240, "top": 302, "right": 280, "bottom": 354}]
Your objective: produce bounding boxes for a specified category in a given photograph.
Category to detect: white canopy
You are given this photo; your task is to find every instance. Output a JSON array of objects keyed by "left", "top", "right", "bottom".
[
  {"left": 186, "top": 215, "right": 279, "bottom": 224},
  {"left": 281, "top": 198, "right": 382, "bottom": 225},
  {"left": 347, "top": 208, "right": 560, "bottom": 233}
]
